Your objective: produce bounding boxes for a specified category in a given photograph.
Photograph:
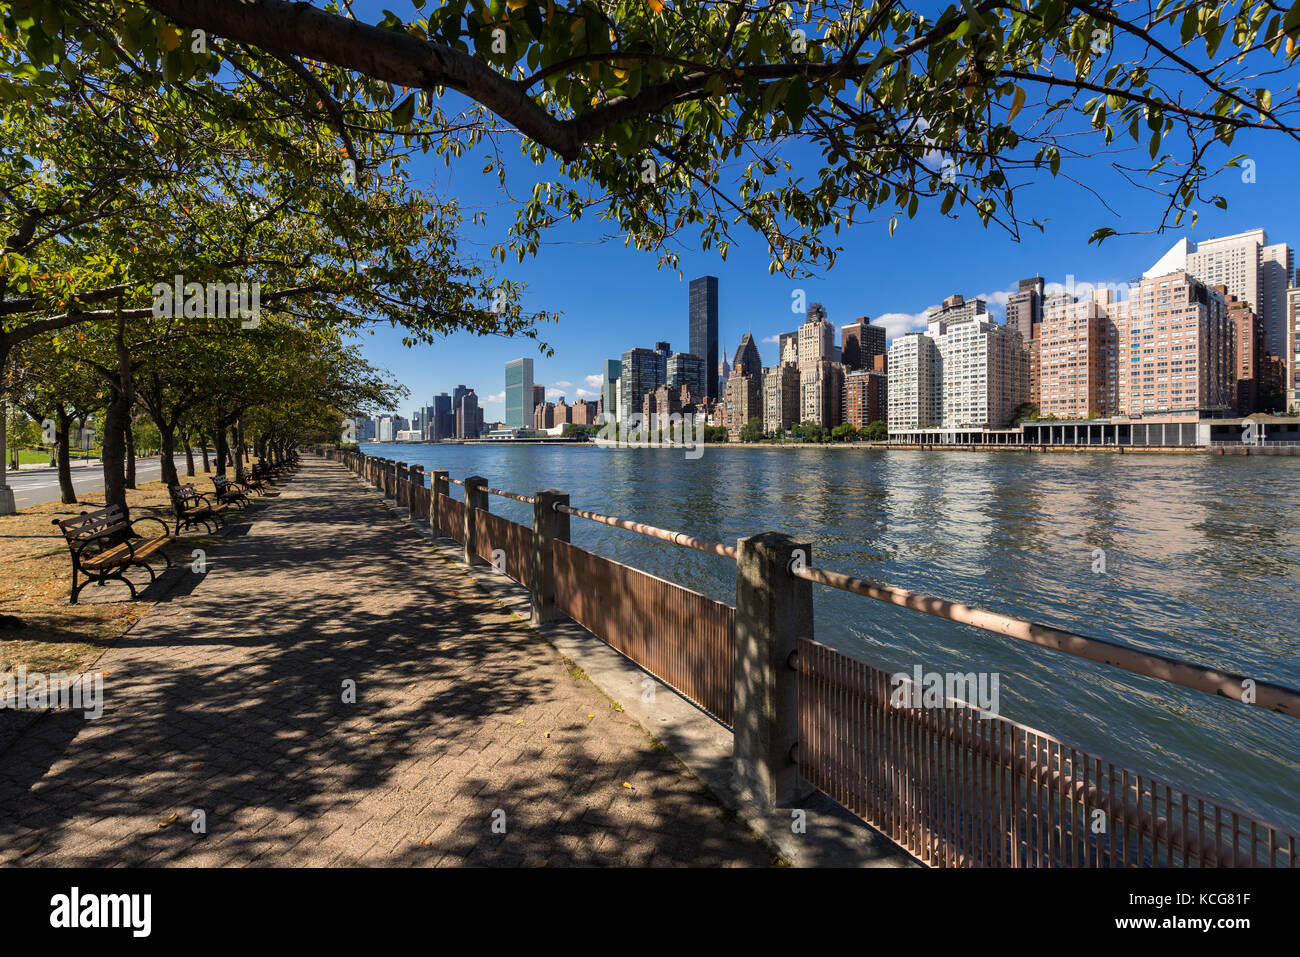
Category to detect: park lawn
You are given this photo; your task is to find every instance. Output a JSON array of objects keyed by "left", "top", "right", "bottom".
[{"left": 0, "top": 466, "right": 257, "bottom": 675}]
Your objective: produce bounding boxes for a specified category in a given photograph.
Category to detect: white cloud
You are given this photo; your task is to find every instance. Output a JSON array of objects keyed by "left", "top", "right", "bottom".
[
  {"left": 584, "top": 373, "right": 604, "bottom": 389},
  {"left": 576, "top": 388, "right": 598, "bottom": 399},
  {"left": 876, "top": 311, "right": 930, "bottom": 341},
  {"left": 552, "top": 380, "right": 574, "bottom": 388},
  {"left": 545, "top": 387, "right": 566, "bottom": 400},
  {"left": 482, "top": 391, "right": 506, "bottom": 404},
  {"left": 761, "top": 334, "right": 781, "bottom": 344}
]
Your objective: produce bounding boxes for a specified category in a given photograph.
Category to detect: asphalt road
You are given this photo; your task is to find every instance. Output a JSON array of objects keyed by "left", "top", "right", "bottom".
[{"left": 4, "top": 457, "right": 162, "bottom": 508}]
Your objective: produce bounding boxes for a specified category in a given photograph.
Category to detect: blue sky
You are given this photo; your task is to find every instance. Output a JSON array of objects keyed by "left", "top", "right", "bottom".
[{"left": 346, "top": 3, "right": 1300, "bottom": 422}]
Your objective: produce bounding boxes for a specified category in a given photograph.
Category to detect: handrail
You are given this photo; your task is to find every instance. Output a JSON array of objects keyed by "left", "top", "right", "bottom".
[
  {"left": 345, "top": 453, "right": 1300, "bottom": 719},
  {"left": 553, "top": 502, "right": 738, "bottom": 559},
  {"left": 791, "top": 563, "right": 1300, "bottom": 719},
  {"left": 485, "top": 486, "right": 536, "bottom": 505}
]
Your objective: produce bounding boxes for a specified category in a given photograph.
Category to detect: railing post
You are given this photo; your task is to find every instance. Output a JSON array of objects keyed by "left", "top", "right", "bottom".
[
  {"left": 733, "top": 532, "right": 813, "bottom": 809},
  {"left": 431, "top": 470, "right": 449, "bottom": 532},
  {"left": 396, "top": 461, "right": 409, "bottom": 511},
  {"left": 530, "top": 490, "right": 570, "bottom": 624},
  {"left": 409, "top": 465, "right": 425, "bottom": 521},
  {"left": 463, "top": 476, "right": 488, "bottom": 565}
]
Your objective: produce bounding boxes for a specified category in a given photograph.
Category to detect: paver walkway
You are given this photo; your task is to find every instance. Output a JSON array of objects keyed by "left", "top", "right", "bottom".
[{"left": 0, "top": 458, "right": 772, "bottom": 866}]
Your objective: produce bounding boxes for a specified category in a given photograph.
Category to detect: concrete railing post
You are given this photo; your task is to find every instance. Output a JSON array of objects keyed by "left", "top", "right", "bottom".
[
  {"left": 409, "top": 465, "right": 425, "bottom": 521},
  {"left": 431, "top": 470, "right": 449, "bottom": 532},
  {"left": 463, "top": 476, "right": 488, "bottom": 565},
  {"left": 733, "top": 532, "right": 813, "bottom": 809},
  {"left": 530, "top": 490, "right": 570, "bottom": 624}
]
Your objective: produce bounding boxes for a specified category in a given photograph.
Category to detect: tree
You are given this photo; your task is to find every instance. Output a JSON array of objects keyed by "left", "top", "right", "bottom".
[
  {"left": 793, "top": 420, "right": 827, "bottom": 443},
  {"left": 831, "top": 423, "right": 859, "bottom": 442},
  {"left": 738, "top": 417, "right": 764, "bottom": 442},
  {"left": 12, "top": 1, "right": 1300, "bottom": 276},
  {"left": 703, "top": 425, "right": 728, "bottom": 443},
  {"left": 1012, "top": 402, "right": 1041, "bottom": 425},
  {"left": 864, "top": 419, "right": 888, "bottom": 442}
]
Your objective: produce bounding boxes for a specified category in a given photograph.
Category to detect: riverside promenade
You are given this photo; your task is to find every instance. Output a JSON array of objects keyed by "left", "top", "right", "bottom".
[{"left": 0, "top": 458, "right": 772, "bottom": 867}]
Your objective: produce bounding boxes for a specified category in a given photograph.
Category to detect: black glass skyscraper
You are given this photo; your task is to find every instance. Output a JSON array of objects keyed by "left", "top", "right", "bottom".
[{"left": 689, "top": 276, "right": 719, "bottom": 401}]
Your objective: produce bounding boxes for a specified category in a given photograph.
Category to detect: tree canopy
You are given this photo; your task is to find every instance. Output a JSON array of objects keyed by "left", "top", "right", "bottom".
[{"left": 7, "top": 0, "right": 1299, "bottom": 277}]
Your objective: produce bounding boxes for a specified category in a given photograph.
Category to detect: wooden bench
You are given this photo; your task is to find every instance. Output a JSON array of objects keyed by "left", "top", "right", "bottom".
[
  {"left": 52, "top": 506, "right": 172, "bottom": 604},
  {"left": 168, "top": 483, "right": 228, "bottom": 535},
  {"left": 211, "top": 474, "right": 250, "bottom": 508}
]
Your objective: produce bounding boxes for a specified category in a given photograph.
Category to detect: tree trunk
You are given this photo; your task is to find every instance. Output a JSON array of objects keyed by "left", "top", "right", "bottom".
[
  {"left": 233, "top": 421, "right": 247, "bottom": 482},
  {"left": 125, "top": 423, "right": 137, "bottom": 489},
  {"left": 158, "top": 420, "right": 178, "bottom": 487},
  {"left": 183, "top": 431, "right": 196, "bottom": 478},
  {"left": 214, "top": 424, "right": 228, "bottom": 477},
  {"left": 101, "top": 389, "right": 130, "bottom": 515},
  {"left": 55, "top": 408, "right": 76, "bottom": 504},
  {"left": 199, "top": 434, "right": 210, "bottom": 473}
]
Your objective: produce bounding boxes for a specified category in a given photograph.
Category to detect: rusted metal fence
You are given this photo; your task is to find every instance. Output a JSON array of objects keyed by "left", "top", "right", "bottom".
[
  {"left": 553, "top": 539, "right": 735, "bottom": 726},
  {"left": 474, "top": 508, "right": 534, "bottom": 588},
  {"left": 433, "top": 491, "right": 463, "bottom": 542},
  {"left": 323, "top": 449, "right": 1300, "bottom": 867},
  {"left": 797, "top": 638, "right": 1298, "bottom": 867}
]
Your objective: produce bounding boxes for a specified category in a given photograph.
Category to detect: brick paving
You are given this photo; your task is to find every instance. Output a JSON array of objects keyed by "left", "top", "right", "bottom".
[{"left": 0, "top": 457, "right": 772, "bottom": 867}]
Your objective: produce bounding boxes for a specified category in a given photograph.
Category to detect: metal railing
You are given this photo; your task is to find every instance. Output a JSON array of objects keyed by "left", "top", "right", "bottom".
[{"left": 322, "top": 448, "right": 1300, "bottom": 867}]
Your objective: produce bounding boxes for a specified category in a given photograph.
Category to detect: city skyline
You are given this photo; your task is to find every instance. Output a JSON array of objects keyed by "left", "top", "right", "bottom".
[{"left": 363, "top": 217, "right": 1298, "bottom": 425}]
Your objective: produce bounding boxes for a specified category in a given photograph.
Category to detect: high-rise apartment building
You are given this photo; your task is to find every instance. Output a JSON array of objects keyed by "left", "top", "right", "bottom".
[
  {"left": 763, "top": 363, "right": 801, "bottom": 435},
  {"left": 1288, "top": 285, "right": 1300, "bottom": 410},
  {"left": 841, "top": 318, "right": 886, "bottom": 371},
  {"left": 1224, "top": 291, "right": 1264, "bottom": 413},
  {"left": 689, "top": 276, "right": 720, "bottom": 401},
  {"left": 927, "top": 293, "right": 988, "bottom": 325},
  {"left": 619, "top": 347, "right": 667, "bottom": 423},
  {"left": 888, "top": 303, "right": 1027, "bottom": 430},
  {"left": 1037, "top": 290, "right": 1116, "bottom": 418},
  {"left": 1116, "top": 272, "right": 1235, "bottom": 418},
  {"left": 504, "top": 359, "right": 534, "bottom": 429},
  {"left": 1153, "top": 229, "right": 1295, "bottom": 359},
  {"left": 723, "top": 365, "right": 762, "bottom": 439},
  {"left": 666, "top": 352, "right": 707, "bottom": 399},
  {"left": 888, "top": 333, "right": 941, "bottom": 429},
  {"left": 797, "top": 305, "right": 835, "bottom": 369},
  {"left": 844, "top": 368, "right": 888, "bottom": 429},
  {"left": 800, "top": 360, "right": 843, "bottom": 428},
  {"left": 432, "top": 392, "right": 453, "bottom": 440},
  {"left": 1005, "top": 277, "right": 1045, "bottom": 340}
]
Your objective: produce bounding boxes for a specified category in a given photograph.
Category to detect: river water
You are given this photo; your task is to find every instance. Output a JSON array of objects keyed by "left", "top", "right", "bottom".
[{"left": 362, "top": 442, "right": 1300, "bottom": 833}]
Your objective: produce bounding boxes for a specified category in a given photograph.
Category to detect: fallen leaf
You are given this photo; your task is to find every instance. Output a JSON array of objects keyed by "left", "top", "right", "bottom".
[
  {"left": 586, "top": 714, "right": 595, "bottom": 718},
  {"left": 622, "top": 782, "right": 635, "bottom": 790},
  {"left": 157, "top": 812, "right": 178, "bottom": 828},
  {"left": 19, "top": 836, "right": 42, "bottom": 857}
]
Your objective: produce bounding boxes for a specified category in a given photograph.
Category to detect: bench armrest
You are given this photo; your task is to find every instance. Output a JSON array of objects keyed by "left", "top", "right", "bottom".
[{"left": 128, "top": 516, "right": 170, "bottom": 540}]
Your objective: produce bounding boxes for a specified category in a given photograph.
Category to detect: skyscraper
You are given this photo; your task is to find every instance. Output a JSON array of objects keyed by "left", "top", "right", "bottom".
[
  {"left": 841, "top": 318, "right": 887, "bottom": 371},
  {"left": 666, "top": 352, "right": 707, "bottom": 399},
  {"left": 1153, "top": 229, "right": 1295, "bottom": 359},
  {"left": 732, "top": 333, "right": 762, "bottom": 377},
  {"left": 689, "top": 276, "right": 719, "bottom": 401},
  {"left": 505, "top": 358, "right": 534, "bottom": 429},
  {"left": 619, "top": 347, "right": 667, "bottom": 423},
  {"left": 1005, "top": 277, "right": 1045, "bottom": 341},
  {"left": 432, "top": 393, "right": 453, "bottom": 440},
  {"left": 601, "top": 359, "right": 620, "bottom": 420}
]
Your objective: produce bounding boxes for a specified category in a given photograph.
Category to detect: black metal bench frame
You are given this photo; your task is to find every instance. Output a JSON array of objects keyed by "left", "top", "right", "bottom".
[
  {"left": 168, "top": 483, "right": 227, "bottom": 535},
  {"left": 52, "top": 506, "right": 173, "bottom": 604}
]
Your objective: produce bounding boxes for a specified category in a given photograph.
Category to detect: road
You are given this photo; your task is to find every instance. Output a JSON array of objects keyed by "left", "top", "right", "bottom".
[{"left": 3, "top": 457, "right": 162, "bottom": 508}]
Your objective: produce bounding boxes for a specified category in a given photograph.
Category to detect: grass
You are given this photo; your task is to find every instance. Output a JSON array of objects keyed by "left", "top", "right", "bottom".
[{"left": 0, "top": 464, "right": 263, "bottom": 675}]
